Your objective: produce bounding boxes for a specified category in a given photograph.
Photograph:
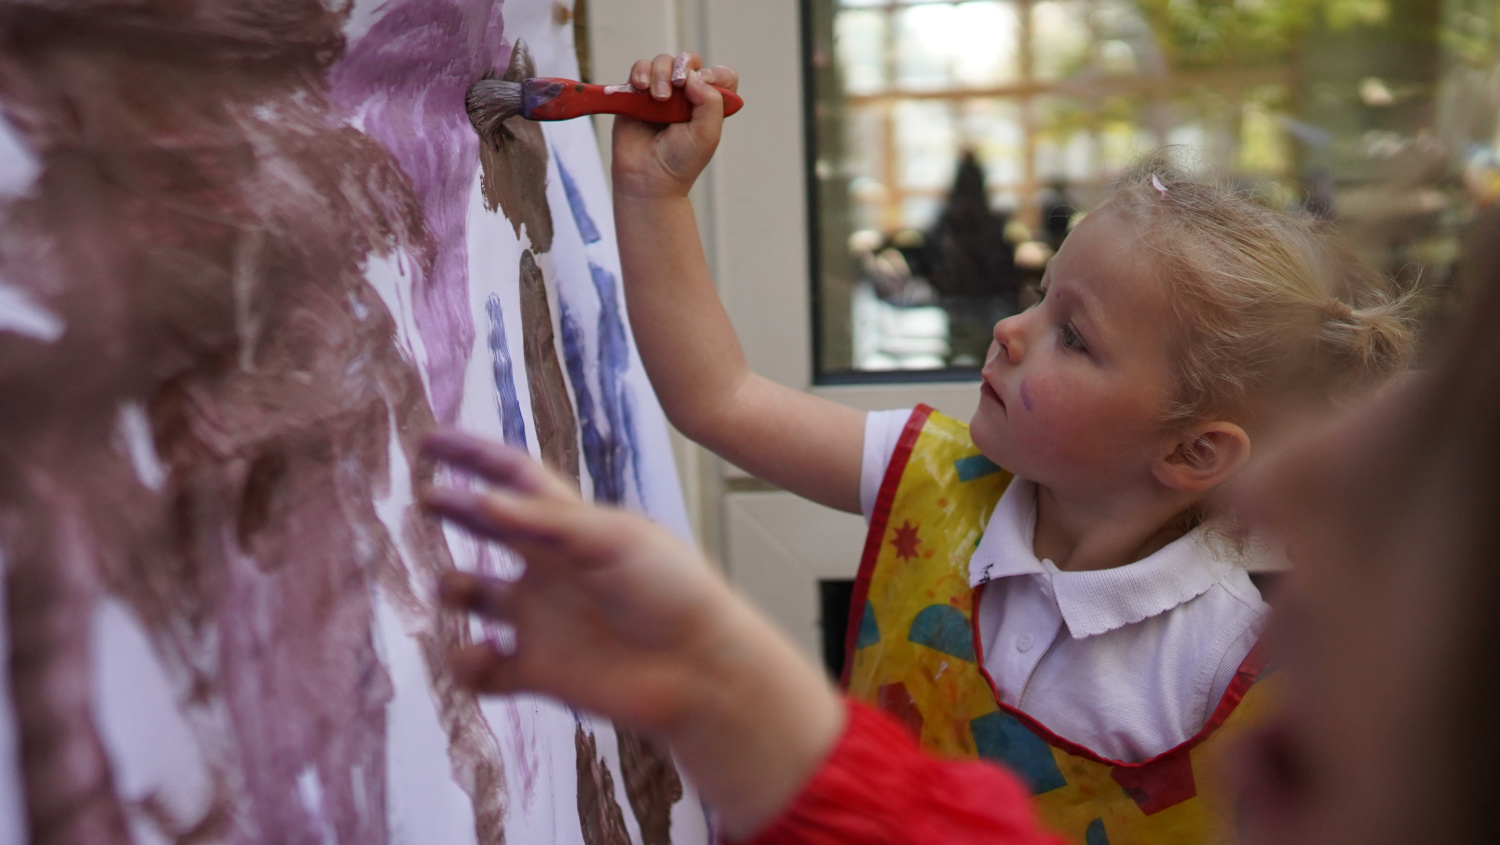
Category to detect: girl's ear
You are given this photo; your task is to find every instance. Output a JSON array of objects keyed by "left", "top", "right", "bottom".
[{"left": 1154, "top": 422, "right": 1251, "bottom": 493}]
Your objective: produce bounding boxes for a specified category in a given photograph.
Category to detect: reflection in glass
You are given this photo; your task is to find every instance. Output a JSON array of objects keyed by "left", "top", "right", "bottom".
[
  {"left": 961, "top": 99, "right": 1025, "bottom": 188},
  {"left": 949, "top": 3, "right": 1023, "bottom": 87},
  {"left": 1097, "top": 97, "right": 1152, "bottom": 170},
  {"left": 835, "top": 10, "right": 889, "bottom": 94},
  {"left": 1034, "top": 95, "right": 1095, "bottom": 183},
  {"left": 895, "top": 101, "right": 958, "bottom": 190},
  {"left": 809, "top": 0, "right": 1479, "bottom": 379},
  {"left": 1032, "top": 1, "right": 1091, "bottom": 82},
  {"left": 896, "top": 5, "right": 961, "bottom": 90}
]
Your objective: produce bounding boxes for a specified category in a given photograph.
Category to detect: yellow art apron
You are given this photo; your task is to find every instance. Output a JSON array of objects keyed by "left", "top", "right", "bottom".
[{"left": 842, "top": 405, "right": 1275, "bottom": 844}]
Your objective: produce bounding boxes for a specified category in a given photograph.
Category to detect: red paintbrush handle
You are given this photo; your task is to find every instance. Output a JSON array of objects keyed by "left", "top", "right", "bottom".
[{"left": 522, "top": 78, "right": 744, "bottom": 123}]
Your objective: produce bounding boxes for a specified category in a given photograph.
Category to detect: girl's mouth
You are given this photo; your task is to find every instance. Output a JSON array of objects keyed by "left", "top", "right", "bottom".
[{"left": 980, "top": 380, "right": 1005, "bottom": 410}]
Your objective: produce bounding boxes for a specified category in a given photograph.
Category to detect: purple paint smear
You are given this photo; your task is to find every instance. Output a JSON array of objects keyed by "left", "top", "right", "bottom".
[
  {"left": 485, "top": 294, "right": 529, "bottom": 448},
  {"left": 1020, "top": 380, "right": 1035, "bottom": 411},
  {"left": 330, "top": 0, "right": 509, "bottom": 424},
  {"left": 331, "top": 0, "right": 540, "bottom": 818},
  {"left": 556, "top": 155, "right": 601, "bottom": 244}
]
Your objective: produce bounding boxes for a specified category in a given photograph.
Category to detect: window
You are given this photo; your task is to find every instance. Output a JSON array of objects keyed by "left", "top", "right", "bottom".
[{"left": 806, "top": 0, "right": 1461, "bottom": 379}]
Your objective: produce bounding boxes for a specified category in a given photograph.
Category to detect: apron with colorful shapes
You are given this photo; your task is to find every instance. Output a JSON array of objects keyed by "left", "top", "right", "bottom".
[{"left": 842, "top": 405, "right": 1275, "bottom": 844}]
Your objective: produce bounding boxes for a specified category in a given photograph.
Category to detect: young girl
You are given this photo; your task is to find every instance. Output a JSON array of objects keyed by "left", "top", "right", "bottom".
[
  {"left": 610, "top": 53, "right": 1414, "bottom": 839},
  {"left": 422, "top": 215, "right": 1500, "bottom": 843}
]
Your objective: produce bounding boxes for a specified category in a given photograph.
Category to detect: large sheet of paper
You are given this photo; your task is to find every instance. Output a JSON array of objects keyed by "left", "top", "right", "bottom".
[{"left": 0, "top": 2, "right": 706, "bottom": 842}]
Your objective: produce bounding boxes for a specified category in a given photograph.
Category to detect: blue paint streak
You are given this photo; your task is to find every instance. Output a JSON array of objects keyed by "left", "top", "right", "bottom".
[
  {"left": 550, "top": 261, "right": 645, "bottom": 507},
  {"left": 621, "top": 385, "right": 647, "bottom": 504},
  {"left": 970, "top": 711, "right": 1068, "bottom": 795},
  {"left": 485, "top": 294, "right": 528, "bottom": 448},
  {"left": 559, "top": 298, "right": 621, "bottom": 503},
  {"left": 556, "top": 154, "right": 602, "bottom": 244},
  {"left": 590, "top": 262, "right": 646, "bottom": 504}
]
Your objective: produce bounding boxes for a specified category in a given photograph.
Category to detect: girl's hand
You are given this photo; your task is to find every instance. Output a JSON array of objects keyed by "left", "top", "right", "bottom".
[
  {"left": 420, "top": 430, "right": 746, "bottom": 739},
  {"left": 611, "top": 52, "right": 740, "bottom": 201}
]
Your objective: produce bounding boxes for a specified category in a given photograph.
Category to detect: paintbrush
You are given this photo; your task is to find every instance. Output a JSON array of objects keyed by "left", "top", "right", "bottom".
[{"left": 466, "top": 77, "right": 745, "bottom": 140}]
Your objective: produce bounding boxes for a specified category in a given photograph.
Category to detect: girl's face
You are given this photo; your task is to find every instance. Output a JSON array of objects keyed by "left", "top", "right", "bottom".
[{"left": 971, "top": 209, "right": 1178, "bottom": 494}]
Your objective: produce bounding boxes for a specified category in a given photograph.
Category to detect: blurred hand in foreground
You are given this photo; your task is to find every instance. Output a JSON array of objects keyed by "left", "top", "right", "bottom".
[{"left": 419, "top": 431, "right": 844, "bottom": 839}]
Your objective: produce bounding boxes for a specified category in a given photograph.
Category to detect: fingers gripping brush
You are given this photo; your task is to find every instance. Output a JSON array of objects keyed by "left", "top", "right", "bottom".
[{"left": 466, "top": 77, "right": 745, "bottom": 139}]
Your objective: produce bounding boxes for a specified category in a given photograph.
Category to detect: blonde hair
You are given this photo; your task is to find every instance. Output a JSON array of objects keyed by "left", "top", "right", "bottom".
[{"left": 1102, "top": 149, "right": 1417, "bottom": 430}]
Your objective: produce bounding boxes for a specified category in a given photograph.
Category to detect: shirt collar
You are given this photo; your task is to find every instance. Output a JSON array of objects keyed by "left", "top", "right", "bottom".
[{"left": 968, "top": 479, "right": 1227, "bottom": 638}]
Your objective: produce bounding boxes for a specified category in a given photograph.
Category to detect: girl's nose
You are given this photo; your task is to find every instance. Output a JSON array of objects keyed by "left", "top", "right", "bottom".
[{"left": 992, "top": 313, "right": 1025, "bottom": 365}]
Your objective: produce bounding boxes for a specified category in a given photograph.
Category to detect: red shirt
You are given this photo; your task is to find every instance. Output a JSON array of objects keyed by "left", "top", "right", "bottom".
[{"left": 736, "top": 701, "right": 1068, "bottom": 845}]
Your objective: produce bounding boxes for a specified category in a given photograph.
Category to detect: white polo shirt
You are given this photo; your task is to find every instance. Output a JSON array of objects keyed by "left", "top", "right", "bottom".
[{"left": 861, "top": 410, "right": 1269, "bottom": 763}]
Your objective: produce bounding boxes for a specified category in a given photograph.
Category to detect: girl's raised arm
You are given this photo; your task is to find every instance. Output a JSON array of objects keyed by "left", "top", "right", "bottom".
[{"left": 612, "top": 54, "right": 865, "bottom": 513}]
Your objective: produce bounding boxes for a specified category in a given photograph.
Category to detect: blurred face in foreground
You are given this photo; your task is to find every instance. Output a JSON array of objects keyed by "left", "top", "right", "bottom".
[{"left": 1233, "top": 372, "right": 1490, "bottom": 844}]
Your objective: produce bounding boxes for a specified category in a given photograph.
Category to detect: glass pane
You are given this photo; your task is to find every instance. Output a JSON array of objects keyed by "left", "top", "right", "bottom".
[
  {"left": 896, "top": 4, "right": 959, "bottom": 90},
  {"left": 961, "top": 99, "right": 1025, "bottom": 189},
  {"left": 900, "top": 194, "right": 944, "bottom": 229},
  {"left": 1098, "top": 96, "right": 1153, "bottom": 173},
  {"left": 1170, "top": 88, "right": 1239, "bottom": 171},
  {"left": 949, "top": 2, "right": 1023, "bottom": 87},
  {"left": 1031, "top": 0, "right": 1090, "bottom": 82},
  {"left": 894, "top": 100, "right": 958, "bottom": 190},
  {"left": 809, "top": 0, "right": 1473, "bottom": 381},
  {"left": 845, "top": 104, "right": 889, "bottom": 232},
  {"left": 1091, "top": 0, "right": 1158, "bottom": 76},
  {"left": 835, "top": 10, "right": 888, "bottom": 95},
  {"left": 1238, "top": 85, "right": 1291, "bottom": 176},
  {"left": 893, "top": 2, "right": 1022, "bottom": 90},
  {"left": 1033, "top": 96, "right": 1094, "bottom": 183}
]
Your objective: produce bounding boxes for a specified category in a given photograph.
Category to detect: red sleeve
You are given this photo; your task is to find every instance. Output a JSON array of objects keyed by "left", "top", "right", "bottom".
[{"left": 732, "top": 700, "right": 1067, "bottom": 845}]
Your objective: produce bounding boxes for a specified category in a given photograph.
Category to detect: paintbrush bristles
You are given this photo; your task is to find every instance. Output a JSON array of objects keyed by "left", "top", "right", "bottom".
[{"left": 466, "top": 78, "right": 524, "bottom": 141}]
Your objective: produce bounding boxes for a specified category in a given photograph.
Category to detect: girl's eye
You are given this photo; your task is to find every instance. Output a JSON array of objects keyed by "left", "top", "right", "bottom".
[{"left": 1061, "top": 323, "right": 1087, "bottom": 352}]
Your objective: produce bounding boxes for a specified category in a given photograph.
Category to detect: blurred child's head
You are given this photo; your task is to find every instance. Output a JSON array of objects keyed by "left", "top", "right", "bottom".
[
  {"left": 1233, "top": 210, "right": 1500, "bottom": 845},
  {"left": 972, "top": 149, "right": 1415, "bottom": 517}
]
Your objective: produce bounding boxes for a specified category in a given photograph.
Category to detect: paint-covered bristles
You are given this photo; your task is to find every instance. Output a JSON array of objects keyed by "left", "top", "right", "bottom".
[{"left": 466, "top": 78, "right": 525, "bottom": 141}]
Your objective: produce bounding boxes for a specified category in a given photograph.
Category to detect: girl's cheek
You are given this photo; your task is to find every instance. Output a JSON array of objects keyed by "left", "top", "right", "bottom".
[
  {"left": 1020, "top": 377, "right": 1099, "bottom": 455},
  {"left": 1019, "top": 375, "right": 1074, "bottom": 421},
  {"left": 1015, "top": 379, "right": 1067, "bottom": 444}
]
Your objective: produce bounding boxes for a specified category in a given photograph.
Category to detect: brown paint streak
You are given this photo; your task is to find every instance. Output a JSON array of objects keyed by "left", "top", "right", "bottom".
[
  {"left": 137, "top": 783, "right": 235, "bottom": 845},
  {"left": 519, "top": 250, "right": 581, "bottom": 482},
  {"left": 616, "top": 729, "right": 683, "bottom": 845},
  {"left": 0, "top": 3, "right": 507, "bottom": 843},
  {"left": 2, "top": 490, "right": 133, "bottom": 843},
  {"left": 477, "top": 39, "right": 554, "bottom": 252},
  {"left": 574, "top": 725, "right": 631, "bottom": 845}
]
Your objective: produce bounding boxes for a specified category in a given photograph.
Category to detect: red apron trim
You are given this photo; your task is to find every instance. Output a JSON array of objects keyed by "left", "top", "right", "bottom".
[{"left": 840, "top": 404, "right": 934, "bottom": 689}]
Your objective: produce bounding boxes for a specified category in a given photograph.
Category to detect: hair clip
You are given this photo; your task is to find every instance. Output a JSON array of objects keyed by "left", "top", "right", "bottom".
[{"left": 1151, "top": 174, "right": 1168, "bottom": 197}]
